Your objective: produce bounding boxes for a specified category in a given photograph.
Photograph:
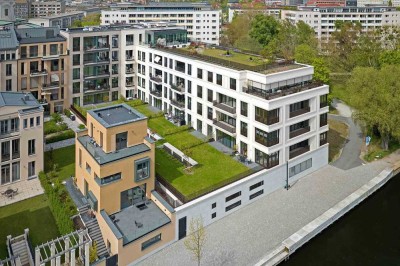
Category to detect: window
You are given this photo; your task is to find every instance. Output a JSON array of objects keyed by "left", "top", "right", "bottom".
[
  {"left": 126, "top": 34, "right": 134, "bottom": 45},
  {"left": 208, "top": 71, "right": 213, "bottom": 82},
  {"left": 73, "top": 54, "right": 80, "bottom": 66},
  {"left": 320, "top": 132, "right": 328, "bottom": 146},
  {"left": 226, "top": 191, "right": 241, "bottom": 202},
  {"left": 207, "top": 107, "right": 213, "bottom": 120},
  {"left": 197, "top": 103, "right": 202, "bottom": 115},
  {"left": 73, "top": 37, "right": 80, "bottom": 51},
  {"left": 216, "top": 74, "right": 222, "bottom": 85},
  {"left": 28, "top": 139, "right": 35, "bottom": 155},
  {"left": 73, "top": 82, "right": 80, "bottom": 94},
  {"left": 73, "top": 68, "right": 80, "bottom": 80},
  {"left": 212, "top": 202, "right": 216, "bottom": 209},
  {"left": 320, "top": 94, "right": 328, "bottom": 108},
  {"left": 197, "top": 68, "right": 203, "bottom": 79},
  {"left": 23, "top": 119, "right": 27, "bottom": 129},
  {"left": 12, "top": 162, "right": 20, "bottom": 182},
  {"left": 28, "top": 161, "right": 35, "bottom": 177},
  {"left": 207, "top": 89, "right": 213, "bottom": 102},
  {"left": 188, "top": 64, "right": 192, "bottom": 75},
  {"left": 30, "top": 117, "right": 34, "bottom": 127},
  {"left": 255, "top": 149, "right": 279, "bottom": 169},
  {"left": 250, "top": 181, "right": 264, "bottom": 191},
  {"left": 240, "top": 102, "right": 248, "bottom": 117},
  {"left": 0, "top": 120, "right": 8, "bottom": 134},
  {"left": 29, "top": 46, "right": 38, "bottom": 57},
  {"left": 240, "top": 121, "right": 247, "bottom": 137},
  {"left": 79, "top": 149, "right": 82, "bottom": 167},
  {"left": 6, "top": 80, "right": 12, "bottom": 91},
  {"left": 320, "top": 113, "right": 328, "bottom": 127},
  {"left": 86, "top": 163, "right": 91, "bottom": 174},
  {"left": 230, "top": 78, "right": 236, "bottom": 90},
  {"left": 255, "top": 107, "right": 279, "bottom": 125},
  {"left": 212, "top": 212, "right": 216, "bottom": 219},
  {"left": 290, "top": 100, "right": 310, "bottom": 118},
  {"left": 1, "top": 141, "right": 10, "bottom": 162},
  {"left": 289, "top": 158, "right": 312, "bottom": 177},
  {"left": 12, "top": 139, "right": 19, "bottom": 159},
  {"left": 225, "top": 200, "right": 241, "bottom": 212},
  {"left": 1, "top": 164, "right": 10, "bottom": 185},
  {"left": 250, "top": 190, "right": 264, "bottom": 200},
  {"left": 135, "top": 158, "right": 150, "bottom": 181},
  {"left": 197, "top": 85, "right": 203, "bottom": 98},
  {"left": 187, "top": 80, "right": 192, "bottom": 93},
  {"left": 6, "top": 64, "right": 11, "bottom": 76},
  {"left": 187, "top": 97, "right": 192, "bottom": 110},
  {"left": 36, "top": 116, "right": 41, "bottom": 126},
  {"left": 141, "top": 234, "right": 161, "bottom": 250},
  {"left": 99, "top": 173, "right": 121, "bottom": 185},
  {"left": 116, "top": 132, "right": 127, "bottom": 150},
  {"left": 255, "top": 128, "right": 279, "bottom": 147}
]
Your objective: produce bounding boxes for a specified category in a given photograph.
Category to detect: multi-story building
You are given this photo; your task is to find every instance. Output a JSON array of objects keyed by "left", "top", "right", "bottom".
[
  {"left": 75, "top": 103, "right": 174, "bottom": 265},
  {"left": 228, "top": 7, "right": 281, "bottom": 22},
  {"left": 28, "top": 11, "right": 85, "bottom": 28},
  {"left": 305, "top": 0, "right": 346, "bottom": 6},
  {"left": 281, "top": 6, "right": 400, "bottom": 40},
  {"left": 0, "top": 0, "right": 15, "bottom": 21},
  {"left": 101, "top": 2, "right": 221, "bottom": 44},
  {"left": 0, "top": 26, "right": 19, "bottom": 93},
  {"left": 0, "top": 92, "right": 44, "bottom": 187},
  {"left": 30, "top": 0, "right": 66, "bottom": 18},
  {"left": 16, "top": 27, "right": 69, "bottom": 114},
  {"left": 14, "top": 0, "right": 31, "bottom": 19}
]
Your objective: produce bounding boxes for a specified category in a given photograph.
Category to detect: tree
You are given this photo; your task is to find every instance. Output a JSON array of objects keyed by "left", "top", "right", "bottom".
[
  {"left": 295, "top": 44, "right": 317, "bottom": 64},
  {"left": 224, "top": 13, "right": 252, "bottom": 47},
  {"left": 71, "top": 14, "right": 101, "bottom": 28},
  {"left": 312, "top": 58, "right": 330, "bottom": 84},
  {"left": 249, "top": 14, "right": 279, "bottom": 46},
  {"left": 89, "top": 240, "right": 98, "bottom": 264},
  {"left": 379, "top": 49, "right": 400, "bottom": 65},
  {"left": 348, "top": 65, "right": 400, "bottom": 150},
  {"left": 184, "top": 217, "right": 207, "bottom": 266}
]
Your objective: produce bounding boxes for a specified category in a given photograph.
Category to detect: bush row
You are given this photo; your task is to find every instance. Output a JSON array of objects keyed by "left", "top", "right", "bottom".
[
  {"left": 44, "top": 121, "right": 68, "bottom": 135},
  {"left": 46, "top": 130, "right": 75, "bottom": 144},
  {"left": 164, "top": 125, "right": 190, "bottom": 136},
  {"left": 39, "top": 171, "right": 76, "bottom": 234}
]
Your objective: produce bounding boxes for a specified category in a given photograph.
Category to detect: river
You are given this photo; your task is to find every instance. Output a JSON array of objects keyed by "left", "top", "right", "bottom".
[{"left": 281, "top": 174, "right": 400, "bottom": 266}]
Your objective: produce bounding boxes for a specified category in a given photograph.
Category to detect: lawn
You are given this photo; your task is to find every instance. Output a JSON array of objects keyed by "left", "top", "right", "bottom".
[
  {"left": 363, "top": 138, "right": 400, "bottom": 162},
  {"left": 199, "top": 48, "right": 267, "bottom": 66},
  {"left": 0, "top": 195, "right": 59, "bottom": 259},
  {"left": 328, "top": 119, "right": 349, "bottom": 162},
  {"left": 44, "top": 145, "right": 76, "bottom": 180}
]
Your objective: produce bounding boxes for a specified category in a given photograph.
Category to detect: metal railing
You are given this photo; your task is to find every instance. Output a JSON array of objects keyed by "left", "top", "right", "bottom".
[
  {"left": 170, "top": 99, "right": 185, "bottom": 109},
  {"left": 289, "top": 107, "right": 311, "bottom": 118},
  {"left": 213, "top": 119, "right": 236, "bottom": 134},
  {"left": 289, "top": 126, "right": 310, "bottom": 139},
  {"left": 171, "top": 83, "right": 185, "bottom": 93},
  {"left": 213, "top": 101, "right": 236, "bottom": 114},
  {"left": 289, "top": 146, "right": 310, "bottom": 159},
  {"left": 150, "top": 75, "right": 162, "bottom": 83},
  {"left": 150, "top": 90, "right": 162, "bottom": 98},
  {"left": 255, "top": 116, "right": 279, "bottom": 126}
]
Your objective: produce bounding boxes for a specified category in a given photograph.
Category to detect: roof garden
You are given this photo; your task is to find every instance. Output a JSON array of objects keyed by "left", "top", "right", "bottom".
[{"left": 152, "top": 45, "right": 305, "bottom": 74}]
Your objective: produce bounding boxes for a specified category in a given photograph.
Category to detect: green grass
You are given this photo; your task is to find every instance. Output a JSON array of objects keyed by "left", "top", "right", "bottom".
[
  {"left": 198, "top": 48, "right": 267, "bottom": 66},
  {"left": 44, "top": 120, "right": 68, "bottom": 135},
  {"left": 44, "top": 145, "right": 76, "bottom": 181},
  {"left": 363, "top": 138, "right": 400, "bottom": 162},
  {"left": 328, "top": 119, "right": 349, "bottom": 162},
  {"left": 0, "top": 195, "right": 59, "bottom": 259}
]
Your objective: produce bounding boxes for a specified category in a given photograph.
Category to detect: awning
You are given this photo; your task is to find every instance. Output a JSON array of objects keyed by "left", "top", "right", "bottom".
[
  {"left": 51, "top": 74, "right": 59, "bottom": 82},
  {"left": 154, "top": 56, "right": 161, "bottom": 63}
]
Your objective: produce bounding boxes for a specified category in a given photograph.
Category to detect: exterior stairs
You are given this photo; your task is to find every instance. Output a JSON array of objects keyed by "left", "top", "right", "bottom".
[{"left": 10, "top": 239, "right": 30, "bottom": 266}]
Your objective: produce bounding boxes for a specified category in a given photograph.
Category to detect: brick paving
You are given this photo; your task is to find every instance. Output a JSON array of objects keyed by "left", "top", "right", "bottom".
[
  {"left": 0, "top": 178, "right": 44, "bottom": 207},
  {"left": 138, "top": 151, "right": 400, "bottom": 266}
]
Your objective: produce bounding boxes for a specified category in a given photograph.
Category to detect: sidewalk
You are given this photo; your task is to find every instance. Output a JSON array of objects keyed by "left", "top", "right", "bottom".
[{"left": 138, "top": 152, "right": 400, "bottom": 266}]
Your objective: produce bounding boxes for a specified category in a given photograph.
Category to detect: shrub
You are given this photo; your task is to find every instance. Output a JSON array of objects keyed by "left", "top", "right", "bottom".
[
  {"left": 78, "top": 124, "right": 86, "bottom": 130},
  {"left": 44, "top": 121, "right": 68, "bottom": 135},
  {"left": 64, "top": 109, "right": 72, "bottom": 117},
  {"left": 46, "top": 130, "right": 75, "bottom": 144},
  {"left": 51, "top": 113, "right": 62, "bottom": 123}
]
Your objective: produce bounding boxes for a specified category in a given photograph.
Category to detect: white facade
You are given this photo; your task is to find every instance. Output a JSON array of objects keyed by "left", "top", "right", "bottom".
[
  {"left": 101, "top": 3, "right": 221, "bottom": 44},
  {"left": 228, "top": 7, "right": 281, "bottom": 23},
  {"left": 28, "top": 11, "right": 85, "bottom": 28},
  {"left": 282, "top": 6, "right": 400, "bottom": 40}
]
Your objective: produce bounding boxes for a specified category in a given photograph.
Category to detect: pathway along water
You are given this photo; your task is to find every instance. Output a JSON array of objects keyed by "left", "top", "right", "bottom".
[{"left": 281, "top": 173, "right": 400, "bottom": 266}]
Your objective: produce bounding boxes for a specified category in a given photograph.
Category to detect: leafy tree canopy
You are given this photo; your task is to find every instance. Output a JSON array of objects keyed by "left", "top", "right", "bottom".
[{"left": 249, "top": 14, "right": 279, "bottom": 46}]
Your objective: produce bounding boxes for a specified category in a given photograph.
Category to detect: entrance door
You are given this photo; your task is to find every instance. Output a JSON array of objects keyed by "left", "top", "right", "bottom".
[{"left": 178, "top": 217, "right": 187, "bottom": 240}]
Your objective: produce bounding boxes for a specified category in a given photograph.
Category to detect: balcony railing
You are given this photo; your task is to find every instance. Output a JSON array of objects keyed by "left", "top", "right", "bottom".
[
  {"left": 83, "top": 58, "right": 110, "bottom": 65},
  {"left": 125, "top": 56, "right": 134, "bottom": 61},
  {"left": 320, "top": 139, "right": 328, "bottom": 146},
  {"left": 126, "top": 82, "right": 134, "bottom": 87},
  {"left": 84, "top": 43, "right": 110, "bottom": 52},
  {"left": 150, "top": 75, "right": 162, "bottom": 84},
  {"left": 213, "top": 119, "right": 236, "bottom": 134},
  {"left": 0, "top": 129, "right": 19, "bottom": 137},
  {"left": 175, "top": 66, "right": 185, "bottom": 73},
  {"left": 243, "top": 81, "right": 324, "bottom": 101},
  {"left": 83, "top": 84, "right": 110, "bottom": 93},
  {"left": 30, "top": 70, "right": 48, "bottom": 77},
  {"left": 12, "top": 152, "right": 20, "bottom": 160},
  {"left": 171, "top": 83, "right": 185, "bottom": 93},
  {"left": 289, "top": 146, "right": 310, "bottom": 159},
  {"left": 255, "top": 136, "right": 279, "bottom": 147},
  {"left": 289, "top": 107, "right": 310, "bottom": 118},
  {"left": 42, "top": 82, "right": 59, "bottom": 90},
  {"left": 170, "top": 99, "right": 185, "bottom": 109},
  {"left": 125, "top": 68, "right": 135, "bottom": 74},
  {"left": 255, "top": 116, "right": 279, "bottom": 126},
  {"left": 84, "top": 71, "right": 110, "bottom": 79},
  {"left": 320, "top": 119, "right": 328, "bottom": 127},
  {"left": 289, "top": 126, "right": 310, "bottom": 139},
  {"left": 213, "top": 101, "right": 236, "bottom": 115},
  {"left": 320, "top": 102, "right": 328, "bottom": 108},
  {"left": 150, "top": 90, "right": 162, "bottom": 98}
]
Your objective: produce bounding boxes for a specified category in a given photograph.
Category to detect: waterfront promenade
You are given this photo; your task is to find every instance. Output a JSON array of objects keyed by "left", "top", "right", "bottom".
[{"left": 138, "top": 151, "right": 400, "bottom": 266}]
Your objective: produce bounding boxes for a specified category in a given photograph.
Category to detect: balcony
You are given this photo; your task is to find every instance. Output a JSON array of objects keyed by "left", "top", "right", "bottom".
[
  {"left": 289, "top": 146, "right": 310, "bottom": 159},
  {"left": 255, "top": 116, "right": 279, "bottom": 126},
  {"left": 125, "top": 56, "right": 135, "bottom": 61},
  {"left": 213, "top": 101, "right": 236, "bottom": 115},
  {"left": 42, "top": 82, "right": 59, "bottom": 90},
  {"left": 171, "top": 83, "right": 185, "bottom": 93},
  {"left": 289, "top": 126, "right": 310, "bottom": 139},
  {"left": 84, "top": 43, "right": 110, "bottom": 52},
  {"left": 42, "top": 51, "right": 66, "bottom": 60},
  {"left": 30, "top": 70, "right": 48, "bottom": 77},
  {"left": 289, "top": 107, "right": 310, "bottom": 118},
  {"left": 83, "top": 58, "right": 110, "bottom": 66},
  {"left": 320, "top": 139, "right": 327, "bottom": 146},
  {"left": 255, "top": 137, "right": 279, "bottom": 147},
  {"left": 83, "top": 84, "right": 110, "bottom": 94},
  {"left": 170, "top": 99, "right": 185, "bottom": 109},
  {"left": 126, "top": 82, "right": 134, "bottom": 87},
  {"left": 320, "top": 102, "right": 328, "bottom": 108},
  {"left": 0, "top": 129, "right": 19, "bottom": 137},
  {"left": 320, "top": 119, "right": 328, "bottom": 127},
  {"left": 150, "top": 75, "right": 162, "bottom": 84},
  {"left": 213, "top": 119, "right": 236, "bottom": 135},
  {"left": 12, "top": 152, "right": 20, "bottom": 160},
  {"left": 125, "top": 68, "right": 135, "bottom": 74},
  {"left": 84, "top": 71, "right": 110, "bottom": 80},
  {"left": 150, "top": 90, "right": 162, "bottom": 98}
]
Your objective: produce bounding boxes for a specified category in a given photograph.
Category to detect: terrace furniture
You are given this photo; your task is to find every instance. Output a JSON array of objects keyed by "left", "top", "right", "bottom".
[{"left": 2, "top": 188, "right": 17, "bottom": 199}]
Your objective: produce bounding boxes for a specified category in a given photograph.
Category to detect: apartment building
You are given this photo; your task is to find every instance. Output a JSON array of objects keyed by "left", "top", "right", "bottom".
[
  {"left": 14, "top": 0, "right": 30, "bottom": 19},
  {"left": 228, "top": 7, "right": 281, "bottom": 22},
  {"left": 0, "top": 92, "right": 44, "bottom": 187},
  {"left": 282, "top": 6, "right": 400, "bottom": 40},
  {"left": 30, "top": 0, "right": 66, "bottom": 18},
  {"left": 75, "top": 104, "right": 174, "bottom": 265},
  {"left": 29, "top": 11, "right": 85, "bottom": 28},
  {"left": 0, "top": 27, "right": 19, "bottom": 94},
  {"left": 101, "top": 2, "right": 221, "bottom": 44},
  {"left": 0, "top": 0, "right": 15, "bottom": 21},
  {"left": 16, "top": 27, "right": 69, "bottom": 114}
]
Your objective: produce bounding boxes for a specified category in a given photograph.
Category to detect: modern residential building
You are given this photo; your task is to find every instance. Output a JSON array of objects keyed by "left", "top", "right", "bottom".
[
  {"left": 228, "top": 7, "right": 281, "bottom": 22},
  {"left": 281, "top": 6, "right": 400, "bottom": 40},
  {"left": 30, "top": 0, "right": 66, "bottom": 18},
  {"left": 16, "top": 27, "right": 69, "bottom": 114},
  {"left": 28, "top": 11, "right": 85, "bottom": 28},
  {"left": 14, "top": 0, "right": 31, "bottom": 19},
  {"left": 0, "top": 92, "right": 44, "bottom": 187},
  {"left": 75, "top": 103, "right": 174, "bottom": 265},
  {"left": 305, "top": 0, "right": 346, "bottom": 6},
  {"left": 100, "top": 2, "right": 221, "bottom": 44}
]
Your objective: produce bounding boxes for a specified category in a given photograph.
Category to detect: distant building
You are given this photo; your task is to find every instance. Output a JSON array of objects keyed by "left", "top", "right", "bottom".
[
  {"left": 28, "top": 11, "right": 85, "bottom": 28},
  {"left": 30, "top": 0, "right": 66, "bottom": 18},
  {"left": 14, "top": 0, "right": 30, "bottom": 19},
  {"left": 306, "top": 0, "right": 346, "bottom": 6},
  {"left": 0, "top": 0, "right": 16, "bottom": 21},
  {"left": 228, "top": 7, "right": 281, "bottom": 22},
  {"left": 0, "top": 92, "right": 44, "bottom": 187}
]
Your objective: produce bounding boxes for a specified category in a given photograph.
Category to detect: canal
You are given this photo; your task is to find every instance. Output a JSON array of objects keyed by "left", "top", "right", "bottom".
[{"left": 281, "top": 174, "right": 400, "bottom": 266}]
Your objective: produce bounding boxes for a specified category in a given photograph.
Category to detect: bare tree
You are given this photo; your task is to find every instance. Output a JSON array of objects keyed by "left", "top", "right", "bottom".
[{"left": 184, "top": 217, "right": 207, "bottom": 266}]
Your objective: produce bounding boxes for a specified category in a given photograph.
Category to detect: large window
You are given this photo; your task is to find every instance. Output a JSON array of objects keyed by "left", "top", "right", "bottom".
[
  {"left": 207, "top": 89, "right": 213, "bottom": 102},
  {"left": 230, "top": 78, "right": 236, "bottom": 90},
  {"left": 28, "top": 161, "right": 35, "bottom": 177},
  {"left": 255, "top": 128, "right": 279, "bottom": 147},
  {"left": 12, "top": 162, "right": 20, "bottom": 182},
  {"left": 240, "top": 102, "right": 248, "bottom": 117},
  {"left": 142, "top": 234, "right": 161, "bottom": 251},
  {"left": 197, "top": 85, "right": 203, "bottom": 98},
  {"left": 255, "top": 149, "right": 279, "bottom": 169},
  {"left": 289, "top": 158, "right": 312, "bottom": 178},
  {"left": 320, "top": 94, "right": 328, "bottom": 108},
  {"left": 240, "top": 121, "right": 247, "bottom": 137},
  {"left": 28, "top": 139, "right": 35, "bottom": 155},
  {"left": 197, "top": 68, "right": 203, "bottom": 79},
  {"left": 116, "top": 132, "right": 127, "bottom": 150},
  {"left": 197, "top": 103, "right": 203, "bottom": 115},
  {"left": 1, "top": 164, "right": 10, "bottom": 185},
  {"left": 99, "top": 172, "right": 121, "bottom": 185},
  {"left": 1, "top": 141, "right": 10, "bottom": 162},
  {"left": 73, "top": 37, "right": 80, "bottom": 51},
  {"left": 216, "top": 74, "right": 222, "bottom": 85},
  {"left": 255, "top": 107, "right": 279, "bottom": 125},
  {"left": 135, "top": 158, "right": 150, "bottom": 182}
]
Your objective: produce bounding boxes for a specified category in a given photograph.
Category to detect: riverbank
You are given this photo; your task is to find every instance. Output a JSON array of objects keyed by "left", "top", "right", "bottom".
[{"left": 138, "top": 150, "right": 400, "bottom": 266}]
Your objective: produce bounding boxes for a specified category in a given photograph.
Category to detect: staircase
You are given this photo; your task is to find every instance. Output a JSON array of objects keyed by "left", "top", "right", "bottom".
[
  {"left": 78, "top": 204, "right": 108, "bottom": 259},
  {"left": 10, "top": 238, "right": 30, "bottom": 266}
]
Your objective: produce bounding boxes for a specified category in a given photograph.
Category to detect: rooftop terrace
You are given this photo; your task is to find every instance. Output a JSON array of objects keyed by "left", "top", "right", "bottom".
[
  {"left": 152, "top": 46, "right": 305, "bottom": 74},
  {"left": 88, "top": 103, "right": 146, "bottom": 128}
]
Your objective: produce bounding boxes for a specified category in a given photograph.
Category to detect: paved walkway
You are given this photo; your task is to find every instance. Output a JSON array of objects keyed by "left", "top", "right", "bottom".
[
  {"left": 0, "top": 178, "right": 44, "bottom": 207},
  {"left": 45, "top": 138, "right": 75, "bottom": 151},
  {"left": 330, "top": 99, "right": 364, "bottom": 170},
  {"left": 61, "top": 114, "right": 83, "bottom": 132},
  {"left": 138, "top": 152, "right": 400, "bottom": 266}
]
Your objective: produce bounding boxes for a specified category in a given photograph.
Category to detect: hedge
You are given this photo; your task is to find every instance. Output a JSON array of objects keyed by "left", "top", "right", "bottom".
[
  {"left": 44, "top": 121, "right": 68, "bottom": 135},
  {"left": 46, "top": 130, "right": 75, "bottom": 144},
  {"left": 39, "top": 172, "right": 76, "bottom": 234}
]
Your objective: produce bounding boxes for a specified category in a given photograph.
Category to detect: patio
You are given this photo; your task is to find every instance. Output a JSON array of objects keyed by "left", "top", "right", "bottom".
[{"left": 0, "top": 178, "right": 44, "bottom": 207}]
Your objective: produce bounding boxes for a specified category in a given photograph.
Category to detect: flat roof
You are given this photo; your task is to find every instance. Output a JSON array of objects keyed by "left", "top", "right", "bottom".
[
  {"left": 64, "top": 23, "right": 183, "bottom": 33},
  {"left": 112, "top": 201, "right": 171, "bottom": 245},
  {"left": 29, "top": 11, "right": 85, "bottom": 20},
  {"left": 16, "top": 27, "right": 66, "bottom": 44},
  {"left": 78, "top": 135, "right": 150, "bottom": 165},
  {"left": 88, "top": 103, "right": 146, "bottom": 128}
]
